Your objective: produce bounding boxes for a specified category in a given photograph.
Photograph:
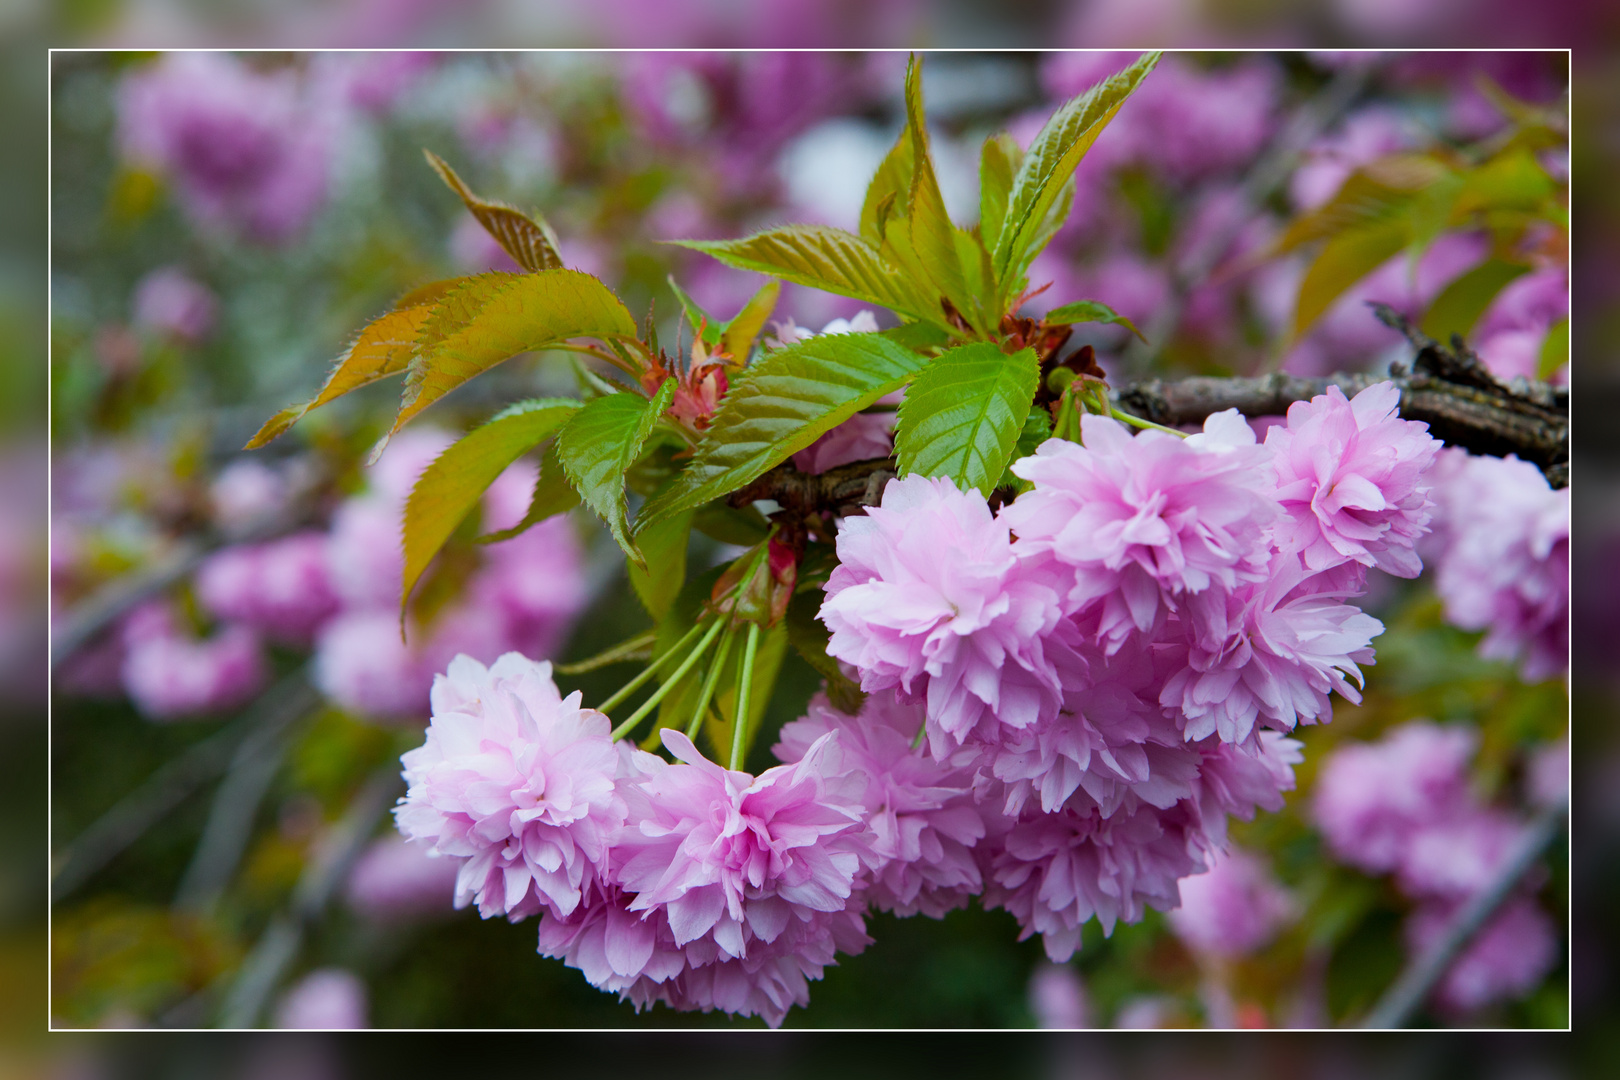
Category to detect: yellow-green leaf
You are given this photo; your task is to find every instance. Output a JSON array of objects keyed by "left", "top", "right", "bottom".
[
  {"left": 995, "top": 52, "right": 1159, "bottom": 292},
  {"left": 1291, "top": 219, "right": 1410, "bottom": 341},
  {"left": 979, "top": 131, "right": 1022, "bottom": 254},
  {"left": 393, "top": 268, "right": 638, "bottom": 437},
  {"left": 244, "top": 279, "right": 467, "bottom": 449},
  {"left": 1045, "top": 299, "right": 1146, "bottom": 342},
  {"left": 401, "top": 397, "right": 580, "bottom": 618},
  {"left": 1420, "top": 258, "right": 1530, "bottom": 342},
  {"left": 902, "top": 55, "right": 976, "bottom": 334},
  {"left": 424, "top": 149, "right": 564, "bottom": 272},
  {"left": 673, "top": 226, "right": 928, "bottom": 323},
  {"left": 720, "top": 279, "right": 781, "bottom": 362},
  {"left": 859, "top": 128, "right": 915, "bottom": 246}
]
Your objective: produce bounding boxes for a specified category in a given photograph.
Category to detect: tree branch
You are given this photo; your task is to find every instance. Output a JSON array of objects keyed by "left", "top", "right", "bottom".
[
  {"left": 1358, "top": 798, "right": 1566, "bottom": 1029},
  {"left": 736, "top": 321, "right": 1569, "bottom": 515}
]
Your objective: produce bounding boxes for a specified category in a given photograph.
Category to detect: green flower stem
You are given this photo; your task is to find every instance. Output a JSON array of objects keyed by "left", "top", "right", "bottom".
[
  {"left": 611, "top": 617, "right": 724, "bottom": 741},
  {"left": 1108, "top": 406, "right": 1188, "bottom": 438},
  {"left": 598, "top": 620, "right": 706, "bottom": 714},
  {"left": 684, "top": 620, "right": 738, "bottom": 740},
  {"left": 911, "top": 720, "right": 928, "bottom": 752},
  {"left": 729, "top": 622, "right": 762, "bottom": 772}
]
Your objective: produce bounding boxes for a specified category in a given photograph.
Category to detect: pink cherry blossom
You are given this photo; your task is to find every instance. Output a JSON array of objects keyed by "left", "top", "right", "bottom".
[
  {"left": 1264, "top": 381, "right": 1440, "bottom": 578},
  {"left": 1167, "top": 846, "right": 1294, "bottom": 959},
  {"left": 195, "top": 531, "right": 340, "bottom": 644},
  {"left": 821, "top": 474, "right": 1074, "bottom": 753},
  {"left": 1003, "top": 411, "right": 1279, "bottom": 652},
  {"left": 775, "top": 692, "right": 986, "bottom": 917},
  {"left": 395, "top": 653, "right": 624, "bottom": 921}
]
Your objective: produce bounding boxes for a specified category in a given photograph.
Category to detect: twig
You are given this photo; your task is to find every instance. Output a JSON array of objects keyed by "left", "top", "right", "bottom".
[
  {"left": 1358, "top": 798, "right": 1566, "bottom": 1029},
  {"left": 172, "top": 697, "right": 305, "bottom": 914},
  {"left": 51, "top": 668, "right": 320, "bottom": 902},
  {"left": 1116, "top": 310, "right": 1568, "bottom": 487},
  {"left": 215, "top": 767, "right": 399, "bottom": 1028}
]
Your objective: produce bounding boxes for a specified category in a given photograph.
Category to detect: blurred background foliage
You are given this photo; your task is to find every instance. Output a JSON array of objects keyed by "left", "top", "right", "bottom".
[{"left": 39, "top": 48, "right": 1572, "bottom": 1034}]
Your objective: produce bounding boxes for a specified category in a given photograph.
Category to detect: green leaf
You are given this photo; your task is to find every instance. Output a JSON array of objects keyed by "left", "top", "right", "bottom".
[
  {"left": 667, "top": 276, "right": 721, "bottom": 346},
  {"left": 720, "top": 279, "right": 781, "bottom": 362},
  {"left": 1044, "top": 299, "right": 1146, "bottom": 342},
  {"left": 1538, "top": 316, "right": 1569, "bottom": 381},
  {"left": 979, "top": 132, "right": 1022, "bottom": 255},
  {"left": 785, "top": 589, "right": 864, "bottom": 715},
  {"left": 393, "top": 268, "right": 638, "bottom": 437},
  {"left": 859, "top": 128, "right": 915, "bottom": 246},
  {"left": 998, "top": 406, "right": 1054, "bottom": 493},
  {"left": 691, "top": 502, "right": 772, "bottom": 547},
  {"left": 1291, "top": 218, "right": 1410, "bottom": 340},
  {"left": 244, "top": 280, "right": 466, "bottom": 449},
  {"left": 894, "top": 343, "right": 1039, "bottom": 497},
  {"left": 1455, "top": 149, "right": 1556, "bottom": 217},
  {"left": 994, "top": 51, "right": 1160, "bottom": 292},
  {"left": 478, "top": 440, "right": 579, "bottom": 543},
  {"left": 901, "top": 55, "right": 976, "bottom": 334},
  {"left": 1274, "top": 155, "right": 1452, "bottom": 254},
  {"left": 401, "top": 397, "right": 580, "bottom": 617},
  {"left": 636, "top": 332, "right": 931, "bottom": 533},
  {"left": 627, "top": 508, "right": 694, "bottom": 620},
  {"left": 556, "top": 379, "right": 676, "bottom": 564},
  {"left": 424, "top": 149, "right": 564, "bottom": 272},
  {"left": 673, "top": 227, "right": 929, "bottom": 322},
  {"left": 1420, "top": 258, "right": 1530, "bottom": 341}
]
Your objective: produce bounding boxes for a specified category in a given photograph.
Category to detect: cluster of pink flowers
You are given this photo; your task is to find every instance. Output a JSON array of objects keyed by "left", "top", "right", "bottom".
[
  {"left": 118, "top": 53, "right": 338, "bottom": 243},
  {"left": 395, "top": 653, "right": 872, "bottom": 1027},
  {"left": 1422, "top": 448, "right": 1569, "bottom": 683},
  {"left": 392, "top": 380, "right": 1452, "bottom": 1025},
  {"left": 1313, "top": 721, "right": 1559, "bottom": 1014},
  {"left": 817, "top": 382, "right": 1438, "bottom": 966},
  {"left": 59, "top": 428, "right": 586, "bottom": 724}
]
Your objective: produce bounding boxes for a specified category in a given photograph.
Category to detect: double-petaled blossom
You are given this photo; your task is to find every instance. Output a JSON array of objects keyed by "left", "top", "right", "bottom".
[
  {"left": 1158, "top": 552, "right": 1383, "bottom": 745},
  {"left": 395, "top": 654, "right": 625, "bottom": 922},
  {"left": 1264, "top": 382, "right": 1439, "bottom": 578},
  {"left": 1002, "top": 411, "right": 1278, "bottom": 652},
  {"left": 982, "top": 797, "right": 1208, "bottom": 962},
  {"left": 821, "top": 474, "right": 1074, "bottom": 754},
  {"left": 1405, "top": 896, "right": 1558, "bottom": 1014},
  {"left": 776, "top": 693, "right": 987, "bottom": 918},
  {"left": 616, "top": 729, "right": 867, "bottom": 972},
  {"left": 119, "top": 603, "right": 268, "bottom": 721},
  {"left": 1428, "top": 450, "right": 1569, "bottom": 682}
]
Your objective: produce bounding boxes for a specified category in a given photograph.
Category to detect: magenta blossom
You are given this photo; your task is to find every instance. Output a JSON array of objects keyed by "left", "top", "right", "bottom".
[
  {"left": 617, "top": 729, "right": 866, "bottom": 967},
  {"left": 131, "top": 266, "right": 217, "bottom": 344},
  {"left": 776, "top": 693, "right": 987, "bottom": 918},
  {"left": 195, "top": 531, "right": 340, "bottom": 644},
  {"left": 1311, "top": 721, "right": 1477, "bottom": 875},
  {"left": 344, "top": 835, "right": 459, "bottom": 920},
  {"left": 983, "top": 798, "right": 1207, "bottom": 962},
  {"left": 395, "top": 653, "right": 624, "bottom": 922},
  {"left": 1167, "top": 846, "right": 1294, "bottom": 960},
  {"left": 1429, "top": 451, "right": 1568, "bottom": 682},
  {"left": 821, "top": 474, "right": 1073, "bottom": 754},
  {"left": 1264, "top": 382, "right": 1440, "bottom": 578},
  {"left": 120, "top": 610, "right": 267, "bottom": 721},
  {"left": 1406, "top": 896, "right": 1558, "bottom": 1014},
  {"left": 1003, "top": 411, "right": 1279, "bottom": 652},
  {"left": 1159, "top": 552, "right": 1383, "bottom": 745}
]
